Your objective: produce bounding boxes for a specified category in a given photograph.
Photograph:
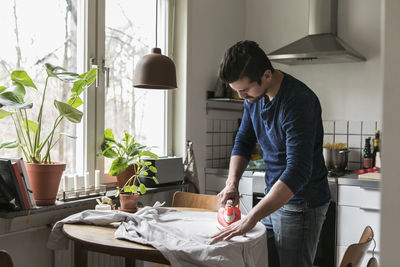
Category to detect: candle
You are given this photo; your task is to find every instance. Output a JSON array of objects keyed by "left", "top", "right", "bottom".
[
  {"left": 95, "top": 170, "right": 100, "bottom": 188},
  {"left": 62, "top": 174, "right": 67, "bottom": 192},
  {"left": 84, "top": 171, "right": 89, "bottom": 189},
  {"left": 73, "top": 173, "right": 78, "bottom": 191}
]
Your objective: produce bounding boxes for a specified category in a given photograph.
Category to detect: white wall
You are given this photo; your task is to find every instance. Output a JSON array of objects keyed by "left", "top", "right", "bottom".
[
  {"left": 245, "top": 0, "right": 382, "bottom": 121},
  {"left": 380, "top": 0, "right": 400, "bottom": 266},
  {"left": 184, "top": 0, "right": 245, "bottom": 192}
]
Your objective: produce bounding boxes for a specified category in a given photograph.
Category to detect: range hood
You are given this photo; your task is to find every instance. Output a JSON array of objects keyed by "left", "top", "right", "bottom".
[{"left": 268, "top": 0, "right": 366, "bottom": 65}]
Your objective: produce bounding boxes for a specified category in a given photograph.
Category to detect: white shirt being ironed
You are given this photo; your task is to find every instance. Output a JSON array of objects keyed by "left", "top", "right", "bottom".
[{"left": 48, "top": 202, "right": 268, "bottom": 267}]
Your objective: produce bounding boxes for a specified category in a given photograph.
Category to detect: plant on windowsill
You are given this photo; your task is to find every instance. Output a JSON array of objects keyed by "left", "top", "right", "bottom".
[
  {"left": 98, "top": 128, "right": 159, "bottom": 212},
  {"left": 0, "top": 64, "right": 97, "bottom": 205}
]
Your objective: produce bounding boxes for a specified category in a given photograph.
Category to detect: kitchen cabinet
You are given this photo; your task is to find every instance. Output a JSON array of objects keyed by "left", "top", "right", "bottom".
[{"left": 336, "top": 183, "right": 381, "bottom": 266}]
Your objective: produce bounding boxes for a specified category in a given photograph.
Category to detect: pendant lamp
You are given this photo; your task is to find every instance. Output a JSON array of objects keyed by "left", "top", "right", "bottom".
[{"left": 133, "top": 0, "right": 177, "bottom": 89}]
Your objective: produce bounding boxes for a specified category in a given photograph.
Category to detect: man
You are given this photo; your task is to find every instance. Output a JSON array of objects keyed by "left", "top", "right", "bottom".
[{"left": 211, "top": 40, "right": 330, "bottom": 267}]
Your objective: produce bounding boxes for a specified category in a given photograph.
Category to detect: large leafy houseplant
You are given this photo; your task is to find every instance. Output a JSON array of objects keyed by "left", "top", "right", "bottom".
[
  {"left": 0, "top": 63, "right": 97, "bottom": 163},
  {"left": 0, "top": 64, "right": 96, "bottom": 206},
  {"left": 98, "top": 128, "right": 159, "bottom": 196}
]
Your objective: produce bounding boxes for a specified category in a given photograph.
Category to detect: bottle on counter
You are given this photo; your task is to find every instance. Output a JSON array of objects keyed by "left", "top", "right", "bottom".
[
  {"left": 363, "top": 137, "right": 373, "bottom": 169},
  {"left": 372, "top": 130, "right": 380, "bottom": 167}
]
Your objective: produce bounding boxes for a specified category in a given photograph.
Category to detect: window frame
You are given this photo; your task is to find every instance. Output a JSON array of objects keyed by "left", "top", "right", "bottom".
[{"left": 84, "top": 0, "right": 174, "bottom": 185}]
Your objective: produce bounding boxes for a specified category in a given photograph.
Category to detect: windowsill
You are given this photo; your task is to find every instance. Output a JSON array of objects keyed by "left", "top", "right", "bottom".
[
  {"left": 0, "top": 181, "right": 188, "bottom": 219},
  {"left": 0, "top": 181, "right": 187, "bottom": 236}
]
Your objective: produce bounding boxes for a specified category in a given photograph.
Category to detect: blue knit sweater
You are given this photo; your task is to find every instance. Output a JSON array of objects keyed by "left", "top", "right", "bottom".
[{"left": 232, "top": 72, "right": 330, "bottom": 208}]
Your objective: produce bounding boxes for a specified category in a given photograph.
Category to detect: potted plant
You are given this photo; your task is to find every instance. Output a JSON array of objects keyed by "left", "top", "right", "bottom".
[
  {"left": 98, "top": 128, "right": 159, "bottom": 212},
  {"left": 0, "top": 63, "right": 96, "bottom": 205}
]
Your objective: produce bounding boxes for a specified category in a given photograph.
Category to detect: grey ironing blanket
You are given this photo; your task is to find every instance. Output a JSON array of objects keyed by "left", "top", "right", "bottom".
[{"left": 48, "top": 203, "right": 268, "bottom": 267}]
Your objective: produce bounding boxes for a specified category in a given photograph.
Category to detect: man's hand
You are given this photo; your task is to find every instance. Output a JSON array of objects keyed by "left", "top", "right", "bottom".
[
  {"left": 217, "top": 183, "right": 239, "bottom": 207},
  {"left": 211, "top": 213, "right": 258, "bottom": 242}
]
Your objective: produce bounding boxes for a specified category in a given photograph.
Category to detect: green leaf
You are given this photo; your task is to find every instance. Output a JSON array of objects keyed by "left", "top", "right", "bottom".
[
  {"left": 152, "top": 176, "right": 159, "bottom": 184},
  {"left": 0, "top": 86, "right": 6, "bottom": 93},
  {"left": 22, "top": 118, "right": 38, "bottom": 133},
  {"left": 0, "top": 140, "right": 19, "bottom": 149},
  {"left": 0, "top": 90, "right": 32, "bottom": 109},
  {"left": 70, "top": 68, "right": 97, "bottom": 95},
  {"left": 139, "top": 150, "right": 159, "bottom": 159},
  {"left": 124, "top": 186, "right": 132, "bottom": 192},
  {"left": 45, "top": 63, "right": 80, "bottom": 82},
  {"left": 108, "top": 157, "right": 128, "bottom": 176},
  {"left": 104, "top": 128, "right": 115, "bottom": 142},
  {"left": 139, "top": 183, "right": 146, "bottom": 194},
  {"left": 141, "top": 171, "right": 148, "bottom": 176},
  {"left": 9, "top": 82, "right": 26, "bottom": 101},
  {"left": 54, "top": 100, "right": 83, "bottom": 123},
  {"left": 144, "top": 161, "right": 152, "bottom": 166},
  {"left": 123, "top": 130, "right": 131, "bottom": 144},
  {"left": 123, "top": 185, "right": 137, "bottom": 194},
  {"left": 67, "top": 96, "right": 83, "bottom": 108},
  {"left": 115, "top": 190, "right": 121, "bottom": 198},
  {"left": 11, "top": 70, "right": 37, "bottom": 89},
  {"left": 100, "top": 141, "right": 118, "bottom": 158},
  {"left": 149, "top": 166, "right": 157, "bottom": 173},
  {"left": 0, "top": 109, "right": 12, "bottom": 119}
]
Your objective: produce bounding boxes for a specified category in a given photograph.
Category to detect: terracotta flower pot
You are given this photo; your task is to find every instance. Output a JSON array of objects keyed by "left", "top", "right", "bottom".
[
  {"left": 25, "top": 162, "right": 66, "bottom": 206},
  {"left": 119, "top": 193, "right": 140, "bottom": 213},
  {"left": 116, "top": 165, "right": 136, "bottom": 189}
]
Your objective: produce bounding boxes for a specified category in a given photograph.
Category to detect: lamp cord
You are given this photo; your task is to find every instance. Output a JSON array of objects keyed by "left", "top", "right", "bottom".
[{"left": 155, "top": 0, "right": 158, "bottom": 48}]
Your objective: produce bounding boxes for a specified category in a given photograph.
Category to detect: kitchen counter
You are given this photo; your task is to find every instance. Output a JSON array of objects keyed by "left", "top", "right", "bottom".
[
  {"left": 205, "top": 168, "right": 381, "bottom": 190},
  {"left": 337, "top": 173, "right": 380, "bottom": 189}
]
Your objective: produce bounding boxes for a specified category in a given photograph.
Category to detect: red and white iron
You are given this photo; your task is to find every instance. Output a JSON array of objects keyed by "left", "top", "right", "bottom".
[{"left": 217, "top": 199, "right": 241, "bottom": 229}]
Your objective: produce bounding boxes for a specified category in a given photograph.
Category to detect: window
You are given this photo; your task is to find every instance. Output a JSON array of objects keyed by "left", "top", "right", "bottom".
[
  {"left": 0, "top": 0, "right": 82, "bottom": 171},
  {"left": 0, "top": 0, "right": 171, "bottom": 186}
]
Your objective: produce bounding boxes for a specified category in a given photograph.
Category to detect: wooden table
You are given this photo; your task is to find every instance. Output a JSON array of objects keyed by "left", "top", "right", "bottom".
[{"left": 62, "top": 207, "right": 212, "bottom": 267}]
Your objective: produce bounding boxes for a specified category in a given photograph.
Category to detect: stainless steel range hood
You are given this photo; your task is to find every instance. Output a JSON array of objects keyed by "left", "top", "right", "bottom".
[{"left": 268, "top": 0, "right": 366, "bottom": 65}]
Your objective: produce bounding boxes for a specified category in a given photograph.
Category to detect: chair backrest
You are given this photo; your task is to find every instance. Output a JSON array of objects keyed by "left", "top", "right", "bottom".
[
  {"left": 0, "top": 250, "right": 14, "bottom": 267},
  {"left": 172, "top": 191, "right": 219, "bottom": 211},
  {"left": 366, "top": 257, "right": 379, "bottom": 267},
  {"left": 339, "top": 226, "right": 374, "bottom": 267}
]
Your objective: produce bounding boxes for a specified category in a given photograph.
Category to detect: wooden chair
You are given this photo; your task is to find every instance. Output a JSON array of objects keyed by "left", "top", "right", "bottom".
[
  {"left": 153, "top": 191, "right": 220, "bottom": 267},
  {"left": 0, "top": 250, "right": 14, "bottom": 267},
  {"left": 171, "top": 191, "right": 220, "bottom": 211},
  {"left": 339, "top": 226, "right": 374, "bottom": 267},
  {"left": 366, "top": 257, "right": 379, "bottom": 267}
]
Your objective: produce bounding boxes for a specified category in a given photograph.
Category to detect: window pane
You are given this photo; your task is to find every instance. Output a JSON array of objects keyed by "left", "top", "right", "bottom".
[
  {"left": 104, "top": 0, "right": 167, "bottom": 168},
  {"left": 0, "top": 0, "right": 83, "bottom": 172}
]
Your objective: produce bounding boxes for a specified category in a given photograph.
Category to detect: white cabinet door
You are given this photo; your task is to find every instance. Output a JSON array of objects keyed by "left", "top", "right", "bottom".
[{"left": 337, "top": 205, "right": 380, "bottom": 251}]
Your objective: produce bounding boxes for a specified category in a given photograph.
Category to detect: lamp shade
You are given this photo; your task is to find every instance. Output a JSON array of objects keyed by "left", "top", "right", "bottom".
[{"left": 133, "top": 48, "right": 177, "bottom": 89}]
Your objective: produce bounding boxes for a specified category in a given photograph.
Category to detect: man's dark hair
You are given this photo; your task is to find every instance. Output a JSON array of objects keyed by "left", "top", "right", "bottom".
[{"left": 219, "top": 40, "right": 274, "bottom": 85}]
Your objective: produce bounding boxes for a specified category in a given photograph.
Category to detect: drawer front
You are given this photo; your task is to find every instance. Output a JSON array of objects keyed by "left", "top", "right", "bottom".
[
  {"left": 337, "top": 205, "right": 380, "bottom": 251},
  {"left": 337, "top": 245, "right": 379, "bottom": 267},
  {"left": 338, "top": 185, "right": 381, "bottom": 210}
]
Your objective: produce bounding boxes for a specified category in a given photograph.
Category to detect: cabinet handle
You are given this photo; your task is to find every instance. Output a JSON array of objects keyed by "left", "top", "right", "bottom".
[
  {"left": 359, "top": 206, "right": 380, "bottom": 212},
  {"left": 361, "top": 186, "right": 380, "bottom": 191}
]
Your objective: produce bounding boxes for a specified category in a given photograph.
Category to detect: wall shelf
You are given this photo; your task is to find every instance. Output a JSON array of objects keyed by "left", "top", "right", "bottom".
[{"left": 206, "top": 98, "right": 243, "bottom": 113}]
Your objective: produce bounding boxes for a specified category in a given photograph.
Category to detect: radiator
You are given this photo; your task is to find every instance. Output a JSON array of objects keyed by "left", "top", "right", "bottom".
[
  {"left": 54, "top": 240, "right": 155, "bottom": 267},
  {"left": 54, "top": 240, "right": 125, "bottom": 267}
]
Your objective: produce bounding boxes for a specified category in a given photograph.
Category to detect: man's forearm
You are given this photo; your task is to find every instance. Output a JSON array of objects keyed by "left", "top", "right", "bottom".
[
  {"left": 226, "top": 155, "right": 249, "bottom": 187},
  {"left": 248, "top": 180, "right": 294, "bottom": 222}
]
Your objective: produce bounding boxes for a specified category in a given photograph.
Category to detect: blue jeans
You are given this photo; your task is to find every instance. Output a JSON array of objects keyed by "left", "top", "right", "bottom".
[{"left": 261, "top": 202, "right": 329, "bottom": 267}]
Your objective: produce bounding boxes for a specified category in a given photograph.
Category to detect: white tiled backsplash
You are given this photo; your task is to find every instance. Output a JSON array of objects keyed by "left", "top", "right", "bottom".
[
  {"left": 206, "top": 118, "right": 381, "bottom": 170},
  {"left": 323, "top": 120, "right": 381, "bottom": 171}
]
